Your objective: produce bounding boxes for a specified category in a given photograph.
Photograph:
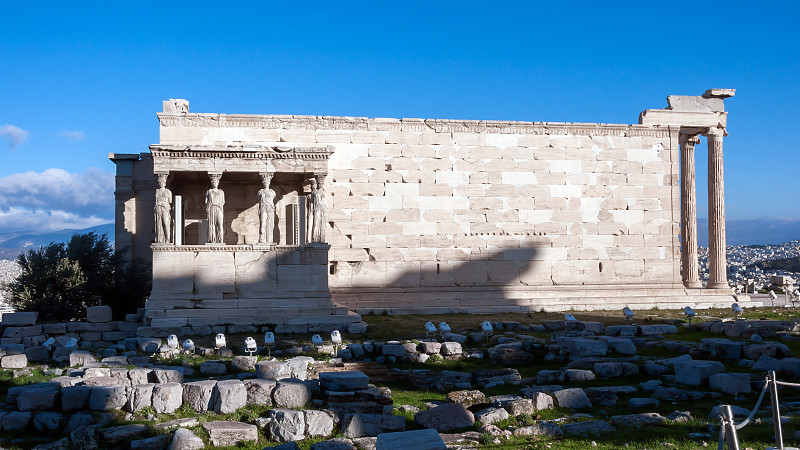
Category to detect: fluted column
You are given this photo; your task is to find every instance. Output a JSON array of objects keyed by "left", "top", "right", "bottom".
[
  {"left": 706, "top": 128, "right": 728, "bottom": 288},
  {"left": 680, "top": 132, "right": 702, "bottom": 288}
]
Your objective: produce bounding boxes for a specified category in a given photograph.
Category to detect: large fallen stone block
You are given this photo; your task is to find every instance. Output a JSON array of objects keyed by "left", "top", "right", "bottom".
[
  {"left": 375, "top": 429, "right": 446, "bottom": 450},
  {"left": 3, "top": 325, "right": 43, "bottom": 338},
  {"left": 2, "top": 411, "right": 32, "bottom": 431},
  {"left": 593, "top": 362, "right": 639, "bottom": 378},
  {"left": 561, "top": 420, "right": 615, "bottom": 436},
  {"left": 446, "top": 390, "right": 486, "bottom": 408},
  {"left": 33, "top": 412, "right": 66, "bottom": 433},
  {"left": 170, "top": 428, "right": 205, "bottom": 450},
  {"left": 343, "top": 413, "right": 406, "bottom": 438},
  {"left": 25, "top": 345, "right": 50, "bottom": 362},
  {"left": 213, "top": 379, "right": 246, "bottom": 414},
  {"left": 638, "top": 324, "right": 677, "bottom": 336},
  {"left": 244, "top": 378, "right": 276, "bottom": 405},
  {"left": 126, "top": 383, "right": 154, "bottom": 413},
  {"left": 17, "top": 384, "right": 60, "bottom": 411},
  {"left": 152, "top": 368, "right": 183, "bottom": 383},
  {"left": 554, "top": 388, "right": 592, "bottom": 409},
  {"left": 256, "top": 360, "right": 292, "bottom": 380},
  {"left": 130, "top": 434, "right": 169, "bottom": 450},
  {"left": 610, "top": 413, "right": 666, "bottom": 427},
  {"left": 2, "top": 353, "right": 28, "bottom": 369},
  {"left": 699, "top": 338, "right": 743, "bottom": 359},
  {"left": 268, "top": 408, "right": 306, "bottom": 443},
  {"left": 69, "top": 351, "right": 97, "bottom": 367},
  {"left": 202, "top": 421, "right": 258, "bottom": 447},
  {"left": 100, "top": 424, "right": 148, "bottom": 444},
  {"left": 709, "top": 373, "right": 751, "bottom": 395},
  {"left": 182, "top": 380, "right": 217, "bottom": 413},
  {"left": 152, "top": 382, "right": 183, "bottom": 414},
  {"left": 675, "top": 360, "right": 725, "bottom": 386},
  {"left": 273, "top": 378, "right": 311, "bottom": 408},
  {"left": 61, "top": 385, "right": 91, "bottom": 411},
  {"left": 474, "top": 407, "right": 509, "bottom": 425},
  {"left": 487, "top": 342, "right": 531, "bottom": 365},
  {"left": 305, "top": 410, "right": 335, "bottom": 438},
  {"left": 320, "top": 371, "right": 369, "bottom": 391},
  {"left": 2, "top": 312, "right": 38, "bottom": 326},
  {"left": 89, "top": 385, "right": 127, "bottom": 411},
  {"left": 557, "top": 337, "right": 607, "bottom": 357},
  {"left": 87, "top": 306, "right": 113, "bottom": 323}
]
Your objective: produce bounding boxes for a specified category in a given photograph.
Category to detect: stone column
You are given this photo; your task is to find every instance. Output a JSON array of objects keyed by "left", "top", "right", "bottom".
[
  {"left": 679, "top": 132, "right": 702, "bottom": 288},
  {"left": 706, "top": 128, "right": 728, "bottom": 289}
]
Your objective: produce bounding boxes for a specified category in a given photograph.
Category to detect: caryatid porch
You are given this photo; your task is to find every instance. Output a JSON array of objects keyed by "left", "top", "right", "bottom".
[
  {"left": 142, "top": 101, "right": 360, "bottom": 332},
  {"left": 640, "top": 88, "right": 736, "bottom": 291}
]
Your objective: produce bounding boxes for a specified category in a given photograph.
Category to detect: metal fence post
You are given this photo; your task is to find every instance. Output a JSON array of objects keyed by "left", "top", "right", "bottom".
[
  {"left": 723, "top": 405, "right": 741, "bottom": 450},
  {"left": 769, "top": 370, "right": 784, "bottom": 450}
]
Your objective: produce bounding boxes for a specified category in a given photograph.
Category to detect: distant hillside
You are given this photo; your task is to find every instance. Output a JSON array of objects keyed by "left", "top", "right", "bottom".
[
  {"left": 698, "top": 218, "right": 800, "bottom": 246},
  {"left": 0, "top": 223, "right": 115, "bottom": 261}
]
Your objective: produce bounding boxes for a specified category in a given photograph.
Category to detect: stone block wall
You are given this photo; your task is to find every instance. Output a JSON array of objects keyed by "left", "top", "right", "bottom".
[{"left": 115, "top": 107, "right": 741, "bottom": 315}]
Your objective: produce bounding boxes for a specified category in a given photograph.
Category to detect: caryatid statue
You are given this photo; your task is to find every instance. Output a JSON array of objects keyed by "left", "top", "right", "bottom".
[
  {"left": 154, "top": 173, "right": 172, "bottom": 244},
  {"left": 305, "top": 177, "right": 317, "bottom": 243},
  {"left": 205, "top": 174, "right": 225, "bottom": 244},
  {"left": 258, "top": 173, "right": 276, "bottom": 244},
  {"left": 310, "top": 176, "right": 328, "bottom": 243}
]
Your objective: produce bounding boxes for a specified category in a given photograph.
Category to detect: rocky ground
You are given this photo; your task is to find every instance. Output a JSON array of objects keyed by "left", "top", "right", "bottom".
[{"left": 2, "top": 306, "right": 800, "bottom": 449}]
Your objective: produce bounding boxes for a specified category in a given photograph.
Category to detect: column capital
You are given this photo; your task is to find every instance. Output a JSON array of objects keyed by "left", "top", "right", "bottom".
[
  {"left": 704, "top": 127, "right": 726, "bottom": 138},
  {"left": 679, "top": 133, "right": 701, "bottom": 145}
]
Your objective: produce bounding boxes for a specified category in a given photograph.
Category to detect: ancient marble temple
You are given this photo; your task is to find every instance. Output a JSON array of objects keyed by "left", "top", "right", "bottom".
[{"left": 110, "top": 90, "right": 755, "bottom": 332}]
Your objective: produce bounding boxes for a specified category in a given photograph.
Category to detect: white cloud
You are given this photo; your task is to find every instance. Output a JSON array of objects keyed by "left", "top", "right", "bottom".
[
  {"left": 0, "top": 208, "right": 110, "bottom": 235},
  {"left": 0, "top": 168, "right": 114, "bottom": 234},
  {"left": 58, "top": 130, "right": 85, "bottom": 141},
  {"left": 0, "top": 124, "right": 28, "bottom": 149}
]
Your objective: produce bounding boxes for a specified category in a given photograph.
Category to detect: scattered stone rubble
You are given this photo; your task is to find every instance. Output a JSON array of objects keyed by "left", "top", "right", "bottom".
[{"left": 2, "top": 313, "right": 800, "bottom": 448}]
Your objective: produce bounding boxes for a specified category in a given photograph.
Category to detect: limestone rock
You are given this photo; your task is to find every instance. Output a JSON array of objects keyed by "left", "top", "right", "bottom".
[
  {"left": 487, "top": 342, "right": 531, "bottom": 365},
  {"left": 199, "top": 361, "right": 226, "bottom": 376},
  {"left": 86, "top": 306, "right": 113, "bottom": 323},
  {"left": 32, "top": 438, "right": 70, "bottom": 450},
  {"left": 474, "top": 407, "right": 508, "bottom": 425},
  {"left": 305, "top": 409, "right": 335, "bottom": 437},
  {"left": 213, "top": 379, "right": 246, "bottom": 414},
  {"left": 420, "top": 342, "right": 441, "bottom": 354},
  {"left": 152, "top": 382, "right": 182, "bottom": 414},
  {"left": 557, "top": 337, "right": 607, "bottom": 357},
  {"left": 244, "top": 378, "right": 276, "bottom": 405},
  {"left": 628, "top": 398, "right": 659, "bottom": 409},
  {"left": 441, "top": 342, "right": 462, "bottom": 356},
  {"left": 414, "top": 403, "right": 474, "bottom": 432},
  {"left": 2, "top": 411, "right": 31, "bottom": 431},
  {"left": 130, "top": 435, "right": 169, "bottom": 450},
  {"left": 201, "top": 421, "right": 258, "bottom": 447},
  {"left": 182, "top": 380, "right": 216, "bottom": 412},
  {"left": 100, "top": 424, "right": 148, "bottom": 444},
  {"left": 504, "top": 398, "right": 535, "bottom": 416},
  {"left": 709, "top": 373, "right": 751, "bottom": 395},
  {"left": 2, "top": 353, "right": 28, "bottom": 368},
  {"left": 537, "top": 369, "right": 565, "bottom": 384},
  {"left": 320, "top": 371, "right": 369, "bottom": 391},
  {"left": 268, "top": 408, "right": 306, "bottom": 443},
  {"left": 273, "top": 378, "right": 311, "bottom": 408},
  {"left": 593, "top": 362, "right": 638, "bottom": 378},
  {"left": 33, "top": 412, "right": 65, "bottom": 432},
  {"left": 231, "top": 355, "right": 257, "bottom": 372},
  {"left": 169, "top": 428, "right": 205, "bottom": 450},
  {"left": 610, "top": 412, "right": 666, "bottom": 427},
  {"left": 153, "top": 368, "right": 183, "bottom": 383},
  {"left": 89, "top": 385, "right": 127, "bottom": 411},
  {"left": 375, "top": 429, "right": 447, "bottom": 450},
  {"left": 708, "top": 404, "right": 750, "bottom": 422},
  {"left": 310, "top": 438, "right": 357, "bottom": 450},
  {"left": 554, "top": 388, "right": 592, "bottom": 409},
  {"left": 62, "top": 385, "right": 91, "bottom": 411},
  {"left": 561, "top": 420, "right": 615, "bottom": 436},
  {"left": 17, "top": 384, "right": 60, "bottom": 411},
  {"left": 565, "top": 369, "right": 595, "bottom": 382},
  {"left": 126, "top": 383, "right": 154, "bottom": 413},
  {"left": 446, "top": 390, "right": 486, "bottom": 408},
  {"left": 256, "top": 360, "right": 292, "bottom": 380},
  {"left": 513, "top": 422, "right": 563, "bottom": 437},
  {"left": 675, "top": 360, "right": 725, "bottom": 386},
  {"left": 342, "top": 413, "right": 406, "bottom": 438}
]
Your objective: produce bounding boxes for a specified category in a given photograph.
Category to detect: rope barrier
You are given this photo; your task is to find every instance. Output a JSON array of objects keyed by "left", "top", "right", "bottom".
[
  {"left": 734, "top": 378, "right": 769, "bottom": 430},
  {"left": 775, "top": 380, "right": 800, "bottom": 388}
]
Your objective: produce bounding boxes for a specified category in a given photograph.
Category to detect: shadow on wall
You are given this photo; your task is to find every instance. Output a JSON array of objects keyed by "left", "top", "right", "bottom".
[{"left": 334, "top": 247, "right": 545, "bottom": 289}]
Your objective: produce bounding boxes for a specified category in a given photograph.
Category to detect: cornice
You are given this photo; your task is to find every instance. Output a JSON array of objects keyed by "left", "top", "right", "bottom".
[
  {"left": 149, "top": 145, "right": 334, "bottom": 160},
  {"left": 157, "top": 113, "right": 673, "bottom": 138}
]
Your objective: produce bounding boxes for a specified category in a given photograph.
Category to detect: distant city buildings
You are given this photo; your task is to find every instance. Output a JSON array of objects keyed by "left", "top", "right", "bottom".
[{"left": 699, "top": 240, "right": 800, "bottom": 291}]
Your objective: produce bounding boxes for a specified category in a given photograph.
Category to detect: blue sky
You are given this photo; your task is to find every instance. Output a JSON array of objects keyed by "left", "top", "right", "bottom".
[{"left": 1, "top": 1, "right": 798, "bottom": 236}]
